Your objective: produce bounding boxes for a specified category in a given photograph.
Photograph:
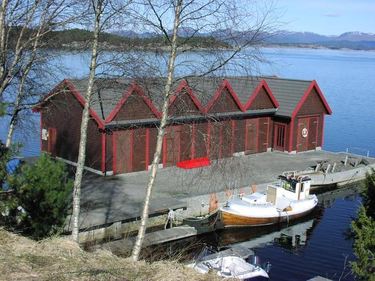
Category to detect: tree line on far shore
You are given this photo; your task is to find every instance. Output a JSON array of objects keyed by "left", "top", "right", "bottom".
[{"left": 8, "top": 27, "right": 231, "bottom": 50}]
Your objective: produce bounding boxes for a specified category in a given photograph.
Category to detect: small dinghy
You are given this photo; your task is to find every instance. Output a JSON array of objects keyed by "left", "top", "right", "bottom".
[
  {"left": 188, "top": 246, "right": 270, "bottom": 280},
  {"left": 220, "top": 175, "right": 318, "bottom": 227}
]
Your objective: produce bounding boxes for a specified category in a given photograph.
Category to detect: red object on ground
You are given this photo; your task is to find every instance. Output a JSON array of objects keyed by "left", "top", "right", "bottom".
[{"left": 176, "top": 157, "right": 211, "bottom": 169}]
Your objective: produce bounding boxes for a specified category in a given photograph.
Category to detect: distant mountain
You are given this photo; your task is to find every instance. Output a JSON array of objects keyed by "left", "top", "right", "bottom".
[
  {"left": 337, "top": 31, "right": 375, "bottom": 42},
  {"left": 268, "top": 31, "right": 331, "bottom": 44},
  {"left": 265, "top": 31, "right": 375, "bottom": 50},
  {"left": 111, "top": 29, "right": 375, "bottom": 50},
  {"left": 267, "top": 31, "right": 375, "bottom": 44}
]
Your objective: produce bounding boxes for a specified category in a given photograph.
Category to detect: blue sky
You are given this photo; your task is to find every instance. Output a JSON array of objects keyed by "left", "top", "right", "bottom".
[{"left": 278, "top": 0, "right": 375, "bottom": 35}]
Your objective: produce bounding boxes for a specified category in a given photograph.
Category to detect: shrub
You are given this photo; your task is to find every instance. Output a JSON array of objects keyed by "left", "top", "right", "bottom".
[
  {"left": 1, "top": 154, "right": 72, "bottom": 239},
  {"left": 351, "top": 171, "right": 375, "bottom": 280}
]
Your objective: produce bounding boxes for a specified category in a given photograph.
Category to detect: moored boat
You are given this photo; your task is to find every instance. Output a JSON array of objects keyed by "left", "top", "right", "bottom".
[
  {"left": 220, "top": 175, "right": 318, "bottom": 227},
  {"left": 187, "top": 246, "right": 270, "bottom": 280}
]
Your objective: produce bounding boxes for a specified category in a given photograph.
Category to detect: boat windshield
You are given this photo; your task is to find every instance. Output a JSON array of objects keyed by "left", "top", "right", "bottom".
[{"left": 278, "top": 176, "right": 297, "bottom": 192}]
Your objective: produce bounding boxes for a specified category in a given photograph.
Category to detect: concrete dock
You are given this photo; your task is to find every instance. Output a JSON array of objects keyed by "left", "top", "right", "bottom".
[{"left": 69, "top": 150, "right": 375, "bottom": 242}]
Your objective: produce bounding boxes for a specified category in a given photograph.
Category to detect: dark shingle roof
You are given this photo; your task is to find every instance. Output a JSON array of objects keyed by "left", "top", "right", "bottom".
[
  {"left": 69, "top": 78, "right": 132, "bottom": 120},
  {"left": 184, "top": 76, "right": 313, "bottom": 117},
  {"left": 66, "top": 76, "right": 315, "bottom": 120},
  {"left": 264, "top": 77, "right": 312, "bottom": 117}
]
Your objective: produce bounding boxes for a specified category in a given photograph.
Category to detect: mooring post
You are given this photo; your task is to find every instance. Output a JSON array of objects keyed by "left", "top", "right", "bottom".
[
  {"left": 331, "top": 162, "right": 336, "bottom": 173},
  {"left": 315, "top": 163, "right": 321, "bottom": 172},
  {"left": 325, "top": 164, "right": 331, "bottom": 174}
]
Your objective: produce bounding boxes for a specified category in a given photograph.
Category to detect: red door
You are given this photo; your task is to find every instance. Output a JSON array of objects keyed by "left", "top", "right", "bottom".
[
  {"left": 47, "top": 128, "right": 57, "bottom": 156},
  {"left": 133, "top": 128, "right": 147, "bottom": 172},
  {"left": 114, "top": 130, "right": 132, "bottom": 174},
  {"left": 273, "top": 123, "right": 286, "bottom": 151},
  {"left": 163, "top": 126, "right": 181, "bottom": 167},
  {"left": 245, "top": 119, "right": 258, "bottom": 153},
  {"left": 258, "top": 117, "right": 270, "bottom": 152},
  {"left": 297, "top": 118, "right": 309, "bottom": 152},
  {"left": 221, "top": 120, "right": 232, "bottom": 158},
  {"left": 209, "top": 122, "right": 221, "bottom": 159},
  {"left": 308, "top": 117, "right": 319, "bottom": 150}
]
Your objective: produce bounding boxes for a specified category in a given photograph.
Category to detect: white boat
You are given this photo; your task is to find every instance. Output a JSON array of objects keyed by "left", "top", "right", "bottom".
[
  {"left": 188, "top": 247, "right": 270, "bottom": 280},
  {"left": 220, "top": 175, "right": 318, "bottom": 227}
]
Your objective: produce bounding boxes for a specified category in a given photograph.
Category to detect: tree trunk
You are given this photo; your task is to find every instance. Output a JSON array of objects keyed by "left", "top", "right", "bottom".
[
  {"left": 0, "top": 0, "right": 8, "bottom": 81},
  {"left": 71, "top": 1, "right": 103, "bottom": 243},
  {"left": 5, "top": 20, "right": 43, "bottom": 148},
  {"left": 5, "top": 106, "right": 19, "bottom": 148},
  {"left": 131, "top": 0, "right": 183, "bottom": 261}
]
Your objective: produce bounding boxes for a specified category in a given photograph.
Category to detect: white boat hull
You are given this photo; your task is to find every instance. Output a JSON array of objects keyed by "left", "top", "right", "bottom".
[{"left": 220, "top": 193, "right": 318, "bottom": 227}]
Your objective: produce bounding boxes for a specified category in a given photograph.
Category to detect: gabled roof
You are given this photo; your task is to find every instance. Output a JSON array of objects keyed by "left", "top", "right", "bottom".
[
  {"left": 263, "top": 77, "right": 332, "bottom": 118},
  {"left": 246, "top": 79, "right": 279, "bottom": 109},
  {"left": 39, "top": 76, "right": 332, "bottom": 126},
  {"left": 168, "top": 79, "right": 205, "bottom": 114},
  {"left": 105, "top": 82, "right": 161, "bottom": 122},
  {"left": 291, "top": 80, "right": 332, "bottom": 118},
  {"left": 205, "top": 79, "right": 245, "bottom": 112},
  {"left": 35, "top": 79, "right": 106, "bottom": 129},
  {"left": 224, "top": 77, "right": 279, "bottom": 110},
  {"left": 68, "top": 78, "right": 132, "bottom": 120},
  {"left": 264, "top": 77, "right": 313, "bottom": 117}
]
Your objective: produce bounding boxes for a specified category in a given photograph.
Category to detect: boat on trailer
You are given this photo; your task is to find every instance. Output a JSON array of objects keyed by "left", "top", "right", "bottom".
[{"left": 220, "top": 175, "right": 318, "bottom": 227}]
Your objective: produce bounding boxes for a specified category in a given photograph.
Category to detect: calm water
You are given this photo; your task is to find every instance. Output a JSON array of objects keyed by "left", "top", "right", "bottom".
[
  {"left": 148, "top": 187, "right": 361, "bottom": 281},
  {"left": 260, "top": 48, "right": 375, "bottom": 157},
  {"left": 252, "top": 189, "right": 360, "bottom": 281}
]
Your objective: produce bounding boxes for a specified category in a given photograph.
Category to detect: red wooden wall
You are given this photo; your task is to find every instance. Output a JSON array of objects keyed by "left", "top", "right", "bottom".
[
  {"left": 41, "top": 89, "right": 102, "bottom": 171},
  {"left": 39, "top": 79, "right": 330, "bottom": 175}
]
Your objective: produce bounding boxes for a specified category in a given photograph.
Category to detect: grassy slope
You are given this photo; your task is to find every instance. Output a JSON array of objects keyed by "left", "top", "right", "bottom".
[{"left": 0, "top": 229, "right": 221, "bottom": 281}]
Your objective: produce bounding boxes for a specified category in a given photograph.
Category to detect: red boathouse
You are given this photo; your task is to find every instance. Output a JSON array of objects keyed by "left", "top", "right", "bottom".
[{"left": 35, "top": 76, "right": 332, "bottom": 175}]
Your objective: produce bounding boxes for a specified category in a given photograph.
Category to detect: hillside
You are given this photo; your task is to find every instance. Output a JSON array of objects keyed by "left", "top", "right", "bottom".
[
  {"left": 0, "top": 228, "right": 219, "bottom": 281},
  {"left": 39, "top": 28, "right": 231, "bottom": 50},
  {"left": 10, "top": 27, "right": 375, "bottom": 51},
  {"left": 114, "top": 29, "right": 375, "bottom": 50},
  {"left": 265, "top": 31, "right": 375, "bottom": 50}
]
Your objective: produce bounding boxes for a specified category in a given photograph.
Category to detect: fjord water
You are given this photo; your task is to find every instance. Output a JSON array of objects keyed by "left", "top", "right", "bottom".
[
  {"left": 149, "top": 187, "right": 361, "bottom": 280},
  {"left": 246, "top": 188, "right": 361, "bottom": 281},
  {"left": 259, "top": 48, "right": 375, "bottom": 157}
]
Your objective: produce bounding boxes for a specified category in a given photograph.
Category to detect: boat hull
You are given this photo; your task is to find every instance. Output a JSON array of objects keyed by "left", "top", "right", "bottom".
[{"left": 220, "top": 207, "right": 315, "bottom": 228}]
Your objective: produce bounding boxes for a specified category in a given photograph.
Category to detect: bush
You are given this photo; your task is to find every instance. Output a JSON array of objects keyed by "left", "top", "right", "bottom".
[
  {"left": 351, "top": 171, "right": 375, "bottom": 280},
  {"left": 1, "top": 154, "right": 72, "bottom": 239},
  {"left": 363, "top": 168, "right": 375, "bottom": 218}
]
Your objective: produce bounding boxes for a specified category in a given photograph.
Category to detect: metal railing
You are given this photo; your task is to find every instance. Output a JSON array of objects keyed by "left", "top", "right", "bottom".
[{"left": 345, "top": 147, "right": 370, "bottom": 158}]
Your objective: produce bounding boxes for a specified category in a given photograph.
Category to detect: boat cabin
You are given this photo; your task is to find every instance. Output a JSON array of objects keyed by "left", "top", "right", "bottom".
[{"left": 266, "top": 175, "right": 312, "bottom": 205}]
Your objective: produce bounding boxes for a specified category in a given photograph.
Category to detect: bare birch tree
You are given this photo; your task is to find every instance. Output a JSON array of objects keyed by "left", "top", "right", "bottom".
[
  {"left": 131, "top": 0, "right": 183, "bottom": 261},
  {"left": 130, "top": 0, "right": 278, "bottom": 261},
  {"left": 0, "top": 0, "right": 80, "bottom": 147},
  {"left": 71, "top": 0, "right": 132, "bottom": 242},
  {"left": 71, "top": 0, "right": 104, "bottom": 242}
]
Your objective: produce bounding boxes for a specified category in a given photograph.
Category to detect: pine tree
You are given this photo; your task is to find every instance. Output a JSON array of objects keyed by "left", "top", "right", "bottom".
[
  {"left": 363, "top": 169, "right": 375, "bottom": 218},
  {"left": 351, "top": 171, "right": 375, "bottom": 280},
  {"left": 2, "top": 154, "right": 72, "bottom": 239}
]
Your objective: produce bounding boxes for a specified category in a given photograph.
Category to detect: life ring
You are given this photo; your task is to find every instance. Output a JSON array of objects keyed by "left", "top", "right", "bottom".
[{"left": 302, "top": 128, "right": 308, "bottom": 138}]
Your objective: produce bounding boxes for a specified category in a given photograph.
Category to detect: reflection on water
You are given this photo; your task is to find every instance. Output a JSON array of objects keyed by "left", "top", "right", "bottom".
[
  {"left": 143, "top": 186, "right": 361, "bottom": 281},
  {"left": 217, "top": 213, "right": 320, "bottom": 251}
]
